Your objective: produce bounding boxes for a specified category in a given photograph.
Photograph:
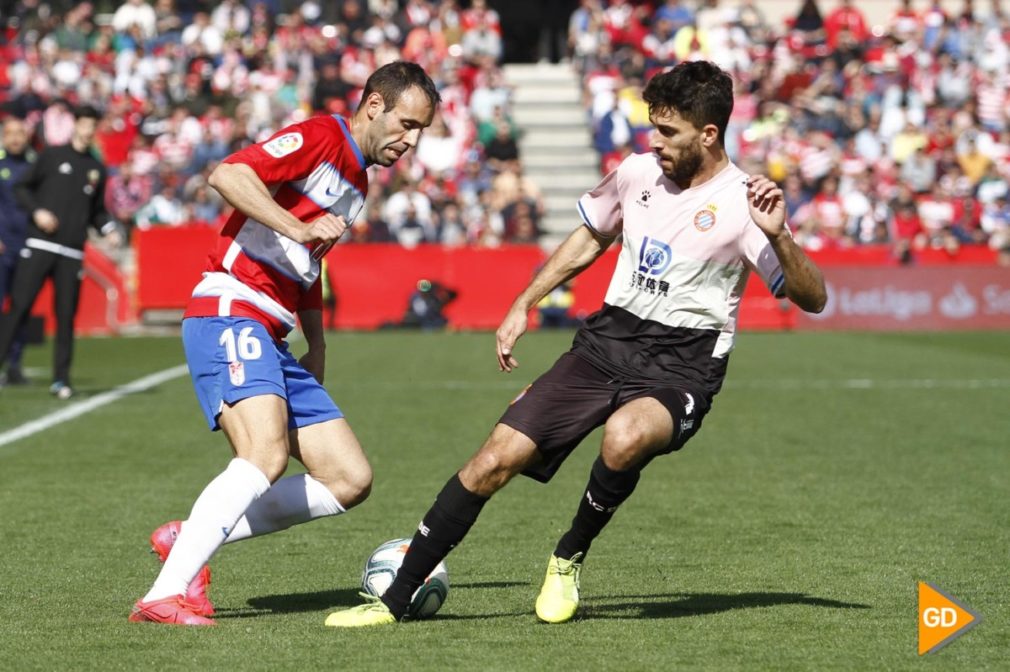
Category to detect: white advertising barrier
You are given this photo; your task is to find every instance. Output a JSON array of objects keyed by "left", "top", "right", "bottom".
[{"left": 797, "top": 266, "right": 1010, "bottom": 330}]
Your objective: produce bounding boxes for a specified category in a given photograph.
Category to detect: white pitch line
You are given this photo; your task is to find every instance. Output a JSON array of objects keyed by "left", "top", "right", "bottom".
[
  {"left": 0, "top": 364, "right": 189, "bottom": 449},
  {"left": 330, "top": 378, "right": 1010, "bottom": 391}
]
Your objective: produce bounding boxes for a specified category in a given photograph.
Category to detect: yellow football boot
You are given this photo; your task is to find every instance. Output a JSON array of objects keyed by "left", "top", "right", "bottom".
[
  {"left": 324, "top": 594, "right": 397, "bottom": 628},
  {"left": 535, "top": 553, "right": 584, "bottom": 623}
]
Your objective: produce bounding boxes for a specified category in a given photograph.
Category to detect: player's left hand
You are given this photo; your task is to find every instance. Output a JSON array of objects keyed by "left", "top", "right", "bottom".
[
  {"left": 746, "top": 175, "right": 787, "bottom": 239},
  {"left": 495, "top": 306, "right": 528, "bottom": 373},
  {"left": 299, "top": 349, "right": 325, "bottom": 384}
]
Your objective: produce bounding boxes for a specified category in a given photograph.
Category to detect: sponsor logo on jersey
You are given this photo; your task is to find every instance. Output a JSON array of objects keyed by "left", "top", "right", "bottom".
[
  {"left": 418, "top": 522, "right": 431, "bottom": 537},
  {"left": 638, "top": 236, "right": 672, "bottom": 276},
  {"left": 635, "top": 189, "right": 652, "bottom": 208},
  {"left": 263, "top": 132, "right": 304, "bottom": 158},
  {"left": 694, "top": 208, "right": 717, "bottom": 232}
]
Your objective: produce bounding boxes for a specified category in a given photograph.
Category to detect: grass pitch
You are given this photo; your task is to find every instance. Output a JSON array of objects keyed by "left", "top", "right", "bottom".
[{"left": 0, "top": 330, "right": 1007, "bottom": 670}]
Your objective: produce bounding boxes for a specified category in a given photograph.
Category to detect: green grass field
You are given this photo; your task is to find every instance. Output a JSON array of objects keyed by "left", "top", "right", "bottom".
[{"left": 0, "top": 330, "right": 1006, "bottom": 671}]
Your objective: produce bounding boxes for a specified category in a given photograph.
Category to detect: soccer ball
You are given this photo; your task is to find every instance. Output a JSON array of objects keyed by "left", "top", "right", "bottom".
[{"left": 361, "top": 538, "right": 449, "bottom": 619}]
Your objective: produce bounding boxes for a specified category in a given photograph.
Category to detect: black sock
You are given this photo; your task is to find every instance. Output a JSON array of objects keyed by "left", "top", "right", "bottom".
[
  {"left": 381, "top": 473, "right": 488, "bottom": 619},
  {"left": 554, "top": 456, "right": 641, "bottom": 561}
]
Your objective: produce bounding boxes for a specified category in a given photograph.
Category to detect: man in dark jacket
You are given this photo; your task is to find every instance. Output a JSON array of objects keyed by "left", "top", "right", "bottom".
[
  {"left": 0, "top": 105, "right": 118, "bottom": 399},
  {"left": 0, "top": 116, "right": 36, "bottom": 386}
]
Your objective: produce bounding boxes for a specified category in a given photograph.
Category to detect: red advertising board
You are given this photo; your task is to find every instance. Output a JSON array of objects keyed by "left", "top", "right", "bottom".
[
  {"left": 130, "top": 226, "right": 1006, "bottom": 332},
  {"left": 797, "top": 266, "right": 1010, "bottom": 330}
]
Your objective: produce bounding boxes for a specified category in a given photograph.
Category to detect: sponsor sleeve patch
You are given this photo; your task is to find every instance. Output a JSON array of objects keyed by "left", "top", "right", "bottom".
[{"left": 262, "top": 132, "right": 304, "bottom": 158}]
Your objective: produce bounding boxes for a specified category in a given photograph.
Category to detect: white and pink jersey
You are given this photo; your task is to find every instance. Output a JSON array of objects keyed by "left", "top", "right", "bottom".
[
  {"left": 184, "top": 115, "right": 368, "bottom": 340},
  {"left": 573, "top": 154, "right": 785, "bottom": 397}
]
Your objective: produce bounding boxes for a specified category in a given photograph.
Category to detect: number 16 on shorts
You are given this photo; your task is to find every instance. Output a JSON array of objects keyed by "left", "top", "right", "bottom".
[{"left": 219, "top": 326, "right": 263, "bottom": 386}]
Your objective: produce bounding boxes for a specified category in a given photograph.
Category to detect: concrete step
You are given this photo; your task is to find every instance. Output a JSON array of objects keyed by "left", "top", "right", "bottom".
[
  {"left": 513, "top": 86, "right": 582, "bottom": 105},
  {"left": 503, "top": 63, "right": 580, "bottom": 86},
  {"left": 522, "top": 151, "right": 599, "bottom": 170},
  {"left": 525, "top": 170, "right": 600, "bottom": 191},
  {"left": 521, "top": 129, "right": 593, "bottom": 149},
  {"left": 513, "top": 106, "right": 587, "bottom": 128},
  {"left": 521, "top": 143, "right": 599, "bottom": 159},
  {"left": 544, "top": 193, "right": 582, "bottom": 213}
]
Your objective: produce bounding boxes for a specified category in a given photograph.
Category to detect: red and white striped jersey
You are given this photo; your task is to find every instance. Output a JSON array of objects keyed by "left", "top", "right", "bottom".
[{"left": 184, "top": 115, "right": 368, "bottom": 340}]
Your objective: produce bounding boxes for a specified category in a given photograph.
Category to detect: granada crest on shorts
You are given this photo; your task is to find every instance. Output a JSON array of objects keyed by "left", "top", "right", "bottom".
[
  {"left": 694, "top": 208, "right": 716, "bottom": 232},
  {"left": 229, "top": 361, "right": 245, "bottom": 386},
  {"left": 263, "top": 132, "right": 304, "bottom": 158}
]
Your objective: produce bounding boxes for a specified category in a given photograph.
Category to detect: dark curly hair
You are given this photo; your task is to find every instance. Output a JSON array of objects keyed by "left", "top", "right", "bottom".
[{"left": 642, "top": 61, "right": 734, "bottom": 146}]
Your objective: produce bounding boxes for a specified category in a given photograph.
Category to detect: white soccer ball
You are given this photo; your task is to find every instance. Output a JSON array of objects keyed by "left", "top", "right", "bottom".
[{"left": 361, "top": 538, "right": 449, "bottom": 619}]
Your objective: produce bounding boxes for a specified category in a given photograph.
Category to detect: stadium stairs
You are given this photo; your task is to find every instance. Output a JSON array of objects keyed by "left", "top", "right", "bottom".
[{"left": 503, "top": 62, "right": 600, "bottom": 249}]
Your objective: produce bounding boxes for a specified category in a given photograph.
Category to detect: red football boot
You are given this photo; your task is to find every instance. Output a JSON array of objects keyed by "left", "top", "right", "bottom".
[
  {"left": 149, "top": 521, "right": 215, "bottom": 616},
  {"left": 129, "top": 596, "right": 216, "bottom": 626}
]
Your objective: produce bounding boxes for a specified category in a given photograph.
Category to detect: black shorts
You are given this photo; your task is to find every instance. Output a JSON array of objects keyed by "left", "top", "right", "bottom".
[{"left": 499, "top": 352, "right": 711, "bottom": 483}]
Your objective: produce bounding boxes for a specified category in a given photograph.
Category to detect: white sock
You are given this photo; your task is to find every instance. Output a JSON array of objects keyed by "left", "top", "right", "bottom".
[
  {"left": 144, "top": 458, "right": 271, "bottom": 602},
  {"left": 223, "top": 474, "right": 345, "bottom": 543}
]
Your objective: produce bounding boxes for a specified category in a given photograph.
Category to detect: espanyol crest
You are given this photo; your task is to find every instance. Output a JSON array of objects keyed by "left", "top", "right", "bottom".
[
  {"left": 637, "top": 236, "right": 672, "bottom": 276},
  {"left": 693, "top": 208, "right": 716, "bottom": 232}
]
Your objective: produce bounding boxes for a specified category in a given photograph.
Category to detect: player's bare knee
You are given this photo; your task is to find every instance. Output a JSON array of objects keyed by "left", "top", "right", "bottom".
[
  {"left": 244, "top": 450, "right": 288, "bottom": 483},
  {"left": 460, "top": 450, "right": 512, "bottom": 495},
  {"left": 601, "top": 416, "right": 649, "bottom": 470},
  {"left": 329, "top": 463, "right": 373, "bottom": 509}
]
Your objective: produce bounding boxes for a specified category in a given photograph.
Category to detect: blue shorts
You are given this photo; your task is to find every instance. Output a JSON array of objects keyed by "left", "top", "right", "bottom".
[{"left": 182, "top": 316, "right": 343, "bottom": 431}]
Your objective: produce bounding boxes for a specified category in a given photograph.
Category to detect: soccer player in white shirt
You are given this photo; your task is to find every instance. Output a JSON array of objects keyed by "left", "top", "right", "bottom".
[{"left": 326, "top": 60, "right": 826, "bottom": 627}]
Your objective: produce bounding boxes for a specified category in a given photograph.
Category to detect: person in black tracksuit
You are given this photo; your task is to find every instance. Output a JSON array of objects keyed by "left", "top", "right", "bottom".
[
  {"left": 0, "top": 117, "right": 36, "bottom": 385},
  {"left": 0, "top": 105, "right": 117, "bottom": 399}
]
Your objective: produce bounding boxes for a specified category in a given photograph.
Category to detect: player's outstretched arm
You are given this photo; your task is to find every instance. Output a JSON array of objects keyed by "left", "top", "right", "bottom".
[
  {"left": 745, "top": 175, "right": 827, "bottom": 314},
  {"left": 496, "top": 225, "right": 612, "bottom": 372},
  {"left": 208, "top": 162, "right": 346, "bottom": 245}
]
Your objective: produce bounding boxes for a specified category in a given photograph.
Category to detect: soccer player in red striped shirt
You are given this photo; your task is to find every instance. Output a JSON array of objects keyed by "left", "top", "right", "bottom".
[{"left": 130, "top": 61, "right": 439, "bottom": 626}]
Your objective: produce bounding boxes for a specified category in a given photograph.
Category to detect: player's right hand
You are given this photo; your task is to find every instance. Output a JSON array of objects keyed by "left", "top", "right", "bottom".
[
  {"left": 496, "top": 307, "right": 528, "bottom": 373},
  {"left": 33, "top": 209, "right": 59, "bottom": 233},
  {"left": 300, "top": 213, "right": 347, "bottom": 245}
]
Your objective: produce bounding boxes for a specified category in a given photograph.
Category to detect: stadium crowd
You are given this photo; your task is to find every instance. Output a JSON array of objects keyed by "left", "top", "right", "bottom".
[
  {"left": 576, "top": 0, "right": 1010, "bottom": 261},
  {"left": 1, "top": 0, "right": 1009, "bottom": 262},
  {"left": 0, "top": 0, "right": 533, "bottom": 250}
]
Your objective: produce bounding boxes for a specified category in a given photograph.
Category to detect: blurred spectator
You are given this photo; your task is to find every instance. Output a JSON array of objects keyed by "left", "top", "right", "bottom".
[
  {"left": 112, "top": 0, "right": 157, "bottom": 41},
  {"left": 901, "top": 147, "right": 937, "bottom": 194},
  {"left": 135, "top": 176, "right": 186, "bottom": 229},
  {"left": 0, "top": 117, "right": 34, "bottom": 386},
  {"left": 106, "top": 160, "right": 153, "bottom": 228},
  {"left": 182, "top": 172, "right": 225, "bottom": 225},
  {"left": 211, "top": 0, "right": 251, "bottom": 38},
  {"left": 823, "top": 0, "right": 868, "bottom": 50},
  {"left": 483, "top": 119, "right": 520, "bottom": 170},
  {"left": 537, "top": 282, "right": 581, "bottom": 328},
  {"left": 383, "top": 181, "right": 435, "bottom": 247},
  {"left": 415, "top": 113, "right": 464, "bottom": 175}
]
